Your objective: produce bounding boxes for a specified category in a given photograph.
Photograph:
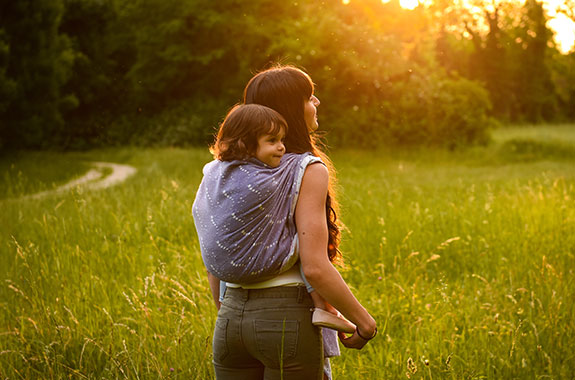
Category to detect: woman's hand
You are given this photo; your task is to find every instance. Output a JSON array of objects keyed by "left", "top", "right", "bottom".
[
  {"left": 338, "top": 320, "right": 377, "bottom": 349},
  {"left": 338, "top": 331, "right": 369, "bottom": 349}
]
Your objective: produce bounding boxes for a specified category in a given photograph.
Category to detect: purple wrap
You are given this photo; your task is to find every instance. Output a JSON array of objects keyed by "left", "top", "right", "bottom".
[{"left": 192, "top": 153, "right": 322, "bottom": 283}]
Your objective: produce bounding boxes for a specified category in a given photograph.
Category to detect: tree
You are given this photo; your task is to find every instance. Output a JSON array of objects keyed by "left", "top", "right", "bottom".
[
  {"left": 516, "top": 0, "right": 557, "bottom": 122},
  {"left": 0, "top": 30, "right": 17, "bottom": 121},
  {"left": 463, "top": 4, "right": 518, "bottom": 120},
  {"left": 59, "top": 0, "right": 131, "bottom": 146},
  {"left": 0, "top": 0, "right": 76, "bottom": 149}
]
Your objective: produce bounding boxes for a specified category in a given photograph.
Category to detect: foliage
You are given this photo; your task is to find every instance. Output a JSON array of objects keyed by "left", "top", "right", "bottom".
[
  {"left": 516, "top": 0, "right": 558, "bottom": 122},
  {"left": 0, "top": 0, "right": 574, "bottom": 150},
  {"left": 324, "top": 71, "right": 495, "bottom": 148},
  {"left": 58, "top": 0, "right": 133, "bottom": 147},
  {"left": 550, "top": 52, "right": 575, "bottom": 120},
  {"left": 0, "top": 0, "right": 76, "bottom": 149}
]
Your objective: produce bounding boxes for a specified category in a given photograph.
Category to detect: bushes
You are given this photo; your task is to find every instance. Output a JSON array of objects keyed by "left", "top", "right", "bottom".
[
  {"left": 126, "top": 103, "right": 222, "bottom": 147},
  {"left": 94, "top": 99, "right": 225, "bottom": 148},
  {"left": 323, "top": 72, "right": 495, "bottom": 149},
  {"left": 499, "top": 137, "right": 575, "bottom": 161}
]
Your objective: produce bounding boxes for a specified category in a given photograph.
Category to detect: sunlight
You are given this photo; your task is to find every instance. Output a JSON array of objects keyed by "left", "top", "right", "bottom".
[
  {"left": 455, "top": 0, "right": 575, "bottom": 53},
  {"left": 399, "top": 0, "right": 419, "bottom": 10},
  {"left": 548, "top": 13, "right": 575, "bottom": 53},
  {"left": 542, "top": 0, "right": 575, "bottom": 53},
  {"left": 340, "top": 0, "right": 575, "bottom": 53}
]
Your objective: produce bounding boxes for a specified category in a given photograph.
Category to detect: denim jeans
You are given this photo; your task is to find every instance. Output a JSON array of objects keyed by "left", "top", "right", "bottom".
[{"left": 213, "top": 286, "right": 324, "bottom": 380}]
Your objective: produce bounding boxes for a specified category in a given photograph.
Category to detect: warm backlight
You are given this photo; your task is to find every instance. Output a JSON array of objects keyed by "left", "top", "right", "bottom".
[
  {"left": 399, "top": 0, "right": 419, "bottom": 10},
  {"left": 343, "top": 0, "right": 418, "bottom": 7},
  {"left": 543, "top": 0, "right": 575, "bottom": 53},
  {"left": 548, "top": 14, "right": 575, "bottom": 54},
  {"left": 341, "top": 0, "right": 574, "bottom": 53}
]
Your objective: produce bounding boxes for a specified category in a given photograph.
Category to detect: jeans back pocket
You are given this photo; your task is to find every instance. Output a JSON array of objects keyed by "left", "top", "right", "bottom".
[
  {"left": 254, "top": 319, "right": 299, "bottom": 367},
  {"left": 213, "top": 318, "right": 229, "bottom": 363}
]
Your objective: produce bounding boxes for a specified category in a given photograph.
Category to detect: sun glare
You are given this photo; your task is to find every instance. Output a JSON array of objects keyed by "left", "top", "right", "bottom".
[
  {"left": 343, "top": 0, "right": 417, "bottom": 7},
  {"left": 542, "top": 0, "right": 575, "bottom": 53},
  {"left": 548, "top": 14, "right": 575, "bottom": 53},
  {"left": 341, "top": 0, "right": 574, "bottom": 52},
  {"left": 399, "top": 0, "right": 419, "bottom": 10}
]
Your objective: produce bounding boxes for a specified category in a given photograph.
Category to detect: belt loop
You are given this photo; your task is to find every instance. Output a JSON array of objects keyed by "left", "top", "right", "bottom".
[{"left": 297, "top": 286, "right": 304, "bottom": 303}]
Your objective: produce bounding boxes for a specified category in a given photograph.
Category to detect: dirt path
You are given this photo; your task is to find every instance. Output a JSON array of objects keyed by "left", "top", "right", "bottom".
[{"left": 25, "top": 162, "right": 137, "bottom": 199}]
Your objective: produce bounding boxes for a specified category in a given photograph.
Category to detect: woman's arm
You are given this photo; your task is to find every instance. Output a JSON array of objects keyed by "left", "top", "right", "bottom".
[
  {"left": 207, "top": 271, "right": 221, "bottom": 310},
  {"left": 296, "top": 163, "right": 377, "bottom": 349}
]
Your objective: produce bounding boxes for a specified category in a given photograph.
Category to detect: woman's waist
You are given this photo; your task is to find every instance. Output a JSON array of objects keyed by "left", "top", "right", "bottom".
[
  {"left": 225, "top": 285, "right": 308, "bottom": 300},
  {"left": 222, "top": 285, "right": 314, "bottom": 311},
  {"left": 226, "top": 264, "right": 304, "bottom": 289}
]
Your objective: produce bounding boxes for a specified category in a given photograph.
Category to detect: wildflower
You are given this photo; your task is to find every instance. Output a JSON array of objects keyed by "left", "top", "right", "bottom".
[{"left": 407, "top": 357, "right": 417, "bottom": 374}]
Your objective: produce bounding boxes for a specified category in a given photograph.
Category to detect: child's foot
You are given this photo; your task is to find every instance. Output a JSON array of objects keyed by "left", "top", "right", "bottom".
[{"left": 312, "top": 308, "right": 356, "bottom": 333}]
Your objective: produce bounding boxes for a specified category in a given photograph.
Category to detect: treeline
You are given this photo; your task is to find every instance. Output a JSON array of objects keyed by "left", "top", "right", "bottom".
[{"left": 1, "top": 0, "right": 574, "bottom": 150}]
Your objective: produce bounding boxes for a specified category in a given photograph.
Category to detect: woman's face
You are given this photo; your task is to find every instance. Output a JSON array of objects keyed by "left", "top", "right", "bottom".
[{"left": 304, "top": 95, "right": 320, "bottom": 132}]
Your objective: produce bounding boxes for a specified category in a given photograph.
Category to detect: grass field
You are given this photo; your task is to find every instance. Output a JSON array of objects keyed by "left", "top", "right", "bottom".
[{"left": 1, "top": 125, "right": 574, "bottom": 379}]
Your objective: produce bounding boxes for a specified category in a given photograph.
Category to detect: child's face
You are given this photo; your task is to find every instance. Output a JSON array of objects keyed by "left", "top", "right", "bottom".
[{"left": 255, "top": 126, "right": 286, "bottom": 168}]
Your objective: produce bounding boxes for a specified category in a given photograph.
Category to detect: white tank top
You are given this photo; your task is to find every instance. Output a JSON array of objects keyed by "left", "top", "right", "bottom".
[{"left": 226, "top": 263, "right": 305, "bottom": 289}]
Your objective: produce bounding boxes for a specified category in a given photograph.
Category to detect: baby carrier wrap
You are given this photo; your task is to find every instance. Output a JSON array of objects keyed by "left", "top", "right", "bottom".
[{"left": 192, "top": 153, "right": 323, "bottom": 283}]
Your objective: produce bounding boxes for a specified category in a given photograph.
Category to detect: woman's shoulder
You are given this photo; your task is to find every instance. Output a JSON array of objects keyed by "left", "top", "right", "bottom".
[
  {"left": 302, "top": 160, "right": 328, "bottom": 180},
  {"left": 296, "top": 161, "right": 329, "bottom": 205}
]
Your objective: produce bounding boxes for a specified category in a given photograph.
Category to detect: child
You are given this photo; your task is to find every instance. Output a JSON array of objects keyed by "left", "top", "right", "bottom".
[{"left": 195, "top": 103, "right": 355, "bottom": 333}]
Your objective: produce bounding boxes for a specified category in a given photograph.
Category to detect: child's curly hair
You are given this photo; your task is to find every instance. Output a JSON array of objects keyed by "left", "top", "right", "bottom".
[{"left": 211, "top": 104, "right": 288, "bottom": 161}]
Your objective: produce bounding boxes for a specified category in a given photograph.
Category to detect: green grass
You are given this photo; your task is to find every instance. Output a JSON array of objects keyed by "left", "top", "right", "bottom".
[
  {"left": 1, "top": 126, "right": 574, "bottom": 379},
  {"left": 0, "top": 152, "right": 92, "bottom": 199},
  {"left": 492, "top": 124, "right": 575, "bottom": 144}
]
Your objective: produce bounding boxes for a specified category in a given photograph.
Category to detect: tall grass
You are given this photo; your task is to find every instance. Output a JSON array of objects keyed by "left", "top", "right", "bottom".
[
  {"left": 1, "top": 127, "right": 574, "bottom": 379},
  {"left": 0, "top": 152, "right": 91, "bottom": 199},
  {"left": 331, "top": 146, "right": 575, "bottom": 379}
]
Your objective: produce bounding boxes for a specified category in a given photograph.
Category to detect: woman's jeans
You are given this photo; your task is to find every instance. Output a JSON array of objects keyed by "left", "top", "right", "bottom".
[{"left": 213, "top": 286, "right": 324, "bottom": 380}]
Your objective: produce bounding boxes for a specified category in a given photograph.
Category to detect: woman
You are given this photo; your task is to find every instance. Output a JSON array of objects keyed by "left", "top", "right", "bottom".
[{"left": 197, "top": 65, "right": 377, "bottom": 379}]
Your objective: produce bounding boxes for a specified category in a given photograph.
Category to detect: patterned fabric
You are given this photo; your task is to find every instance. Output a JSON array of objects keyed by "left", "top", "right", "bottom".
[
  {"left": 323, "top": 327, "right": 341, "bottom": 358},
  {"left": 192, "top": 153, "right": 323, "bottom": 283}
]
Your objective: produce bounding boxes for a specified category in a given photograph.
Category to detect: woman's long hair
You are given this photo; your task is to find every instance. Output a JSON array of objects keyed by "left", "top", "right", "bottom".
[{"left": 243, "top": 65, "right": 342, "bottom": 263}]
